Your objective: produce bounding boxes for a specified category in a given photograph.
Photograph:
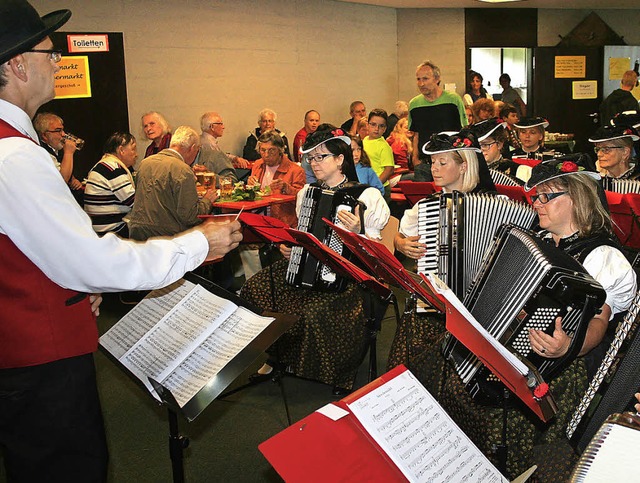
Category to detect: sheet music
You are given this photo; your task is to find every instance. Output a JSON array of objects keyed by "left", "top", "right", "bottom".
[
  {"left": 426, "top": 273, "right": 529, "bottom": 377},
  {"left": 347, "top": 370, "right": 508, "bottom": 483},
  {"left": 159, "top": 307, "right": 273, "bottom": 407},
  {"left": 100, "top": 279, "right": 195, "bottom": 359}
]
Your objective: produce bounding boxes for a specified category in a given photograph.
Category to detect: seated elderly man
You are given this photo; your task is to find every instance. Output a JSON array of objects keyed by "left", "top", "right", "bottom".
[
  {"left": 340, "top": 100, "right": 367, "bottom": 137},
  {"left": 198, "top": 112, "right": 250, "bottom": 174},
  {"left": 84, "top": 132, "right": 137, "bottom": 237},
  {"left": 141, "top": 111, "right": 172, "bottom": 158},
  {"left": 127, "top": 126, "right": 217, "bottom": 240},
  {"left": 242, "top": 108, "right": 291, "bottom": 161}
]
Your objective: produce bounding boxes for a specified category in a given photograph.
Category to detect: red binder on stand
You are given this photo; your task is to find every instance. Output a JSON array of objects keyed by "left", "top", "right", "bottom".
[
  {"left": 604, "top": 190, "right": 640, "bottom": 249},
  {"left": 259, "top": 365, "right": 511, "bottom": 482},
  {"left": 325, "top": 220, "right": 445, "bottom": 312}
]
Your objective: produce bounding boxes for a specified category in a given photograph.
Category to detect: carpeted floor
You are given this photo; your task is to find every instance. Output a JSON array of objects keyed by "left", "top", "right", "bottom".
[{"left": 1, "top": 288, "right": 404, "bottom": 482}]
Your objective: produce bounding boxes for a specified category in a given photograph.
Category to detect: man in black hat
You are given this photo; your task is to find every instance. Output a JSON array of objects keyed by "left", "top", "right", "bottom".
[{"left": 0, "top": 1, "right": 242, "bottom": 480}]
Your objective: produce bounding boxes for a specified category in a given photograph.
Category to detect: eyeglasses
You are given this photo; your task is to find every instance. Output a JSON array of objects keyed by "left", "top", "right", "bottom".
[
  {"left": 209, "top": 122, "right": 224, "bottom": 127},
  {"left": 479, "top": 141, "right": 497, "bottom": 150},
  {"left": 368, "top": 122, "right": 386, "bottom": 129},
  {"left": 531, "top": 191, "right": 567, "bottom": 204},
  {"left": 307, "top": 153, "right": 334, "bottom": 164},
  {"left": 594, "top": 146, "right": 625, "bottom": 155},
  {"left": 259, "top": 147, "right": 278, "bottom": 155},
  {"left": 46, "top": 128, "right": 64, "bottom": 133},
  {"left": 27, "top": 49, "right": 63, "bottom": 63}
]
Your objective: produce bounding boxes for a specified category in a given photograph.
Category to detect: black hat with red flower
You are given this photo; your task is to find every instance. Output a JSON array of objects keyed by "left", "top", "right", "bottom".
[
  {"left": 588, "top": 125, "right": 639, "bottom": 143},
  {"left": 300, "top": 126, "right": 351, "bottom": 154},
  {"left": 422, "top": 130, "right": 481, "bottom": 155},
  {"left": 524, "top": 153, "right": 600, "bottom": 191}
]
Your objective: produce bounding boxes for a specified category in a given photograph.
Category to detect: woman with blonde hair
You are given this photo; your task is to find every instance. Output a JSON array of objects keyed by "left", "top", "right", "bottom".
[{"left": 386, "top": 117, "right": 413, "bottom": 170}]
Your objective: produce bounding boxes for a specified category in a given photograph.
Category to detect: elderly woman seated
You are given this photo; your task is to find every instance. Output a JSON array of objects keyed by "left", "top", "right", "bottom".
[{"left": 589, "top": 125, "right": 640, "bottom": 180}]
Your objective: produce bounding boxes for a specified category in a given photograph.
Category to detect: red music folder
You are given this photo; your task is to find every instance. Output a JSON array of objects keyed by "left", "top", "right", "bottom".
[
  {"left": 259, "top": 365, "right": 509, "bottom": 482},
  {"left": 324, "top": 220, "right": 445, "bottom": 312},
  {"left": 604, "top": 190, "right": 640, "bottom": 249}
]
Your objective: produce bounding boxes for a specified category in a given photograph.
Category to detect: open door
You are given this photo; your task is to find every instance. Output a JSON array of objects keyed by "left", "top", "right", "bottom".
[{"left": 532, "top": 47, "right": 603, "bottom": 155}]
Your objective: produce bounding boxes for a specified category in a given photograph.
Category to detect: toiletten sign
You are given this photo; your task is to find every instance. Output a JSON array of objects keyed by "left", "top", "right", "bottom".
[
  {"left": 67, "top": 34, "right": 109, "bottom": 53},
  {"left": 54, "top": 56, "right": 92, "bottom": 99}
]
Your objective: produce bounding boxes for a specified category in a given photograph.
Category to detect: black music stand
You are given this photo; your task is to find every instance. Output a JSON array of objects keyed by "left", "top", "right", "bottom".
[{"left": 100, "top": 273, "right": 297, "bottom": 483}]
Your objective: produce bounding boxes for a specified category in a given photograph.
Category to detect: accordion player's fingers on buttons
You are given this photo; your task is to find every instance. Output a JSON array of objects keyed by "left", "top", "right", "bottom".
[
  {"left": 528, "top": 317, "right": 571, "bottom": 359},
  {"left": 336, "top": 208, "right": 360, "bottom": 233}
]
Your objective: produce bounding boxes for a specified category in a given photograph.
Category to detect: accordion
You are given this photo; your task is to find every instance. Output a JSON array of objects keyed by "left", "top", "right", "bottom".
[
  {"left": 601, "top": 177, "right": 640, "bottom": 194},
  {"left": 443, "top": 225, "right": 607, "bottom": 403},
  {"left": 286, "top": 185, "right": 360, "bottom": 292},
  {"left": 416, "top": 191, "right": 537, "bottom": 300},
  {"left": 489, "top": 168, "right": 522, "bottom": 187}
]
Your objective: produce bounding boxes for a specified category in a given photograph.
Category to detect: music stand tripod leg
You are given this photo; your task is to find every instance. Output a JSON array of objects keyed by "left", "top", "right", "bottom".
[{"left": 168, "top": 408, "right": 189, "bottom": 483}]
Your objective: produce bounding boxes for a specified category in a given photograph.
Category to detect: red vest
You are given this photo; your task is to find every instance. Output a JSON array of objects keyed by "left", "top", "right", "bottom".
[{"left": 0, "top": 119, "right": 96, "bottom": 368}]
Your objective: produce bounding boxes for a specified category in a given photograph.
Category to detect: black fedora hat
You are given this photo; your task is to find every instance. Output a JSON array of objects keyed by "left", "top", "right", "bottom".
[
  {"left": 0, "top": 0, "right": 71, "bottom": 64},
  {"left": 514, "top": 117, "right": 549, "bottom": 130},
  {"left": 469, "top": 117, "right": 507, "bottom": 142},
  {"left": 300, "top": 126, "right": 351, "bottom": 154}
]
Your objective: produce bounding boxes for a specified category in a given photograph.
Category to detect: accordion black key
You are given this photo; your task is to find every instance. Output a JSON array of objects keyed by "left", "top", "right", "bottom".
[
  {"left": 286, "top": 186, "right": 359, "bottom": 292},
  {"left": 416, "top": 191, "right": 537, "bottom": 300},
  {"left": 443, "top": 225, "right": 607, "bottom": 403}
]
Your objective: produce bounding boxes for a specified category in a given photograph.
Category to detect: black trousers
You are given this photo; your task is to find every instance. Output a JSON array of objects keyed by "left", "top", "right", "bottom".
[{"left": 0, "top": 354, "right": 108, "bottom": 483}]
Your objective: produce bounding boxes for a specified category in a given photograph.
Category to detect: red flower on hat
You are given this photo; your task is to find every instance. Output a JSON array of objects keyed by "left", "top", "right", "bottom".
[
  {"left": 624, "top": 128, "right": 633, "bottom": 135},
  {"left": 453, "top": 137, "right": 472, "bottom": 148},
  {"left": 558, "top": 161, "right": 579, "bottom": 173},
  {"left": 331, "top": 129, "right": 345, "bottom": 137}
]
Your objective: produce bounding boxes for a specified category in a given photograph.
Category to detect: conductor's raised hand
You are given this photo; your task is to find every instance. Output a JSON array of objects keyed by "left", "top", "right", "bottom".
[{"left": 196, "top": 220, "right": 243, "bottom": 261}]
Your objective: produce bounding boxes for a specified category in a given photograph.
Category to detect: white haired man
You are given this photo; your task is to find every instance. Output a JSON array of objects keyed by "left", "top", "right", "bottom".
[
  {"left": 0, "top": 4, "right": 240, "bottom": 476},
  {"left": 127, "top": 125, "right": 218, "bottom": 241},
  {"left": 197, "top": 111, "right": 250, "bottom": 181},
  {"left": 242, "top": 107, "right": 291, "bottom": 161}
]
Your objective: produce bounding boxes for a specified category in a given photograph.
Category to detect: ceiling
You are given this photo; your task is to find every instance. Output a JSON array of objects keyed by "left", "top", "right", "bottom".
[{"left": 336, "top": 0, "right": 638, "bottom": 8}]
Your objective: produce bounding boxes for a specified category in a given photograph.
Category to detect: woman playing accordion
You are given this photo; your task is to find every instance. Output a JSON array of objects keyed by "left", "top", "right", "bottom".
[
  {"left": 240, "top": 126, "right": 389, "bottom": 395},
  {"left": 395, "top": 156, "right": 636, "bottom": 481}
]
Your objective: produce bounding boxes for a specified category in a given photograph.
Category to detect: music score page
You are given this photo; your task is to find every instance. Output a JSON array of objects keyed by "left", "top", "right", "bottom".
[
  {"left": 100, "top": 279, "right": 274, "bottom": 407},
  {"left": 347, "top": 370, "right": 508, "bottom": 483}
]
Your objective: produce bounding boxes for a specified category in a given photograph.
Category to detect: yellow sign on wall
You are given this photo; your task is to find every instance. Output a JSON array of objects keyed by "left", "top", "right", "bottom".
[
  {"left": 572, "top": 80, "right": 598, "bottom": 100},
  {"left": 554, "top": 56, "right": 586, "bottom": 78},
  {"left": 54, "top": 56, "right": 92, "bottom": 99}
]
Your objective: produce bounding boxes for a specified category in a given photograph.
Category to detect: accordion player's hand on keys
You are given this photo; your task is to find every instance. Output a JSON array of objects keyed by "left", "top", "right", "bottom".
[
  {"left": 397, "top": 235, "right": 427, "bottom": 260},
  {"left": 336, "top": 205, "right": 361, "bottom": 233},
  {"left": 529, "top": 316, "right": 573, "bottom": 359}
]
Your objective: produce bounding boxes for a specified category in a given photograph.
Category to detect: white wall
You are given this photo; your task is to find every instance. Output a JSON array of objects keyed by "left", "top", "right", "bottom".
[
  {"left": 30, "top": 1, "right": 640, "bottom": 160},
  {"left": 32, "top": 0, "right": 398, "bottom": 160}
]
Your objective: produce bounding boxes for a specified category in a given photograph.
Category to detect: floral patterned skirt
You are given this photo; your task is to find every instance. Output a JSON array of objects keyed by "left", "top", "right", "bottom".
[{"left": 240, "top": 259, "right": 369, "bottom": 389}]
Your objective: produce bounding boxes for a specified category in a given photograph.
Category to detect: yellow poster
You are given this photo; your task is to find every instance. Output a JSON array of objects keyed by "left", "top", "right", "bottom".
[
  {"left": 554, "top": 56, "right": 586, "bottom": 78},
  {"left": 608, "top": 57, "right": 630, "bottom": 81},
  {"left": 572, "top": 80, "right": 598, "bottom": 100},
  {"left": 54, "top": 56, "right": 92, "bottom": 99}
]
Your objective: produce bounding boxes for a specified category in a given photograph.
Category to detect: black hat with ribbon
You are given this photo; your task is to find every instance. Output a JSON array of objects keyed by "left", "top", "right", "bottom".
[
  {"left": 422, "top": 130, "right": 481, "bottom": 155},
  {"left": 0, "top": 0, "right": 71, "bottom": 65},
  {"left": 588, "top": 124, "right": 639, "bottom": 143},
  {"left": 612, "top": 110, "right": 640, "bottom": 129},
  {"left": 469, "top": 117, "right": 507, "bottom": 142},
  {"left": 300, "top": 126, "right": 351, "bottom": 154},
  {"left": 514, "top": 117, "right": 550, "bottom": 130},
  {"left": 524, "top": 153, "right": 600, "bottom": 191}
]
